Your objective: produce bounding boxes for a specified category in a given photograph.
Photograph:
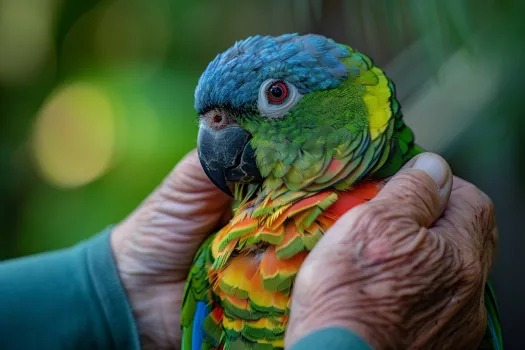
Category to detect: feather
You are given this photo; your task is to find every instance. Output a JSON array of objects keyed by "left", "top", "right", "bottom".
[
  {"left": 275, "top": 222, "right": 304, "bottom": 259},
  {"left": 203, "top": 306, "right": 224, "bottom": 346},
  {"left": 192, "top": 302, "right": 209, "bottom": 350},
  {"left": 480, "top": 282, "right": 503, "bottom": 350},
  {"left": 260, "top": 246, "right": 307, "bottom": 292},
  {"left": 327, "top": 181, "right": 381, "bottom": 218}
]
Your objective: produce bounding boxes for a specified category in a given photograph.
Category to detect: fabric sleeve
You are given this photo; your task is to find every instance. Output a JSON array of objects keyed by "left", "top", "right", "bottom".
[
  {"left": 290, "top": 327, "right": 373, "bottom": 350},
  {"left": 0, "top": 226, "right": 140, "bottom": 350}
]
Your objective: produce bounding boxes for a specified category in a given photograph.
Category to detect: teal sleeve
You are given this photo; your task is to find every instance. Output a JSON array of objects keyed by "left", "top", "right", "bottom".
[
  {"left": 0, "top": 227, "right": 140, "bottom": 350},
  {"left": 291, "top": 327, "right": 373, "bottom": 350}
]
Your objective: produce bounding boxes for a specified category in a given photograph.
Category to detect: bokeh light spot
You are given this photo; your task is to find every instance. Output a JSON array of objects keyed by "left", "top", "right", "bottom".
[{"left": 33, "top": 82, "right": 116, "bottom": 188}]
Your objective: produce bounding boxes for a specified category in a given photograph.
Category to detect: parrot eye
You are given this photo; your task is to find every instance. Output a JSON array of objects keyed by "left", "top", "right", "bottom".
[
  {"left": 257, "top": 79, "right": 302, "bottom": 119},
  {"left": 267, "top": 82, "right": 288, "bottom": 104}
]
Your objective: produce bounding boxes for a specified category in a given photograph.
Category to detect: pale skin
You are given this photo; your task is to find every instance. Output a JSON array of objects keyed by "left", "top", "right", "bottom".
[{"left": 111, "top": 151, "right": 497, "bottom": 349}]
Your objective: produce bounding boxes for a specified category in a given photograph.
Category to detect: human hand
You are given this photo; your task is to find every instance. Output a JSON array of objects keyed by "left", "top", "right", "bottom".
[
  {"left": 286, "top": 153, "right": 498, "bottom": 349},
  {"left": 110, "top": 150, "right": 232, "bottom": 349}
]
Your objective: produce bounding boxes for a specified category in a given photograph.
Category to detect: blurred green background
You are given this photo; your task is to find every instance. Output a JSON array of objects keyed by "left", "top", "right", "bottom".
[{"left": 1, "top": 0, "right": 524, "bottom": 348}]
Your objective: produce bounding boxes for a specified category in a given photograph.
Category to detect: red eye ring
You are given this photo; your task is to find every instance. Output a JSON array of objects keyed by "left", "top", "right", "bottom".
[{"left": 267, "top": 81, "right": 289, "bottom": 104}]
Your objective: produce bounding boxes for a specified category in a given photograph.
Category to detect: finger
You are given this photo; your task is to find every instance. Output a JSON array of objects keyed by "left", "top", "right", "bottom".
[
  {"left": 122, "top": 149, "right": 232, "bottom": 232},
  {"left": 372, "top": 152, "right": 453, "bottom": 227},
  {"left": 160, "top": 149, "right": 232, "bottom": 223},
  {"left": 433, "top": 176, "right": 497, "bottom": 273},
  {"left": 445, "top": 176, "right": 495, "bottom": 232},
  {"left": 111, "top": 149, "right": 233, "bottom": 276}
]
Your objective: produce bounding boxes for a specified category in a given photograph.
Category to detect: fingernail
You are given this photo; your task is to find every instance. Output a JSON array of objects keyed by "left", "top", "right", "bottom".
[{"left": 413, "top": 154, "right": 449, "bottom": 188}]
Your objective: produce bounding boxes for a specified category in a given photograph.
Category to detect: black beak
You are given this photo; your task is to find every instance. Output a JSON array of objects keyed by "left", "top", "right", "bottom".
[{"left": 197, "top": 125, "right": 263, "bottom": 197}]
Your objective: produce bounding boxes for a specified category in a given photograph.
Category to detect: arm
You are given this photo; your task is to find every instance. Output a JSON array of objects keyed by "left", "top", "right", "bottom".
[
  {"left": 291, "top": 328, "right": 372, "bottom": 350},
  {"left": 0, "top": 227, "right": 140, "bottom": 350}
]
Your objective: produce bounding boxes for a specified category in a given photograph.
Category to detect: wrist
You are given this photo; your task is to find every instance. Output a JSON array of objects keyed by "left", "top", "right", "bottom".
[
  {"left": 290, "top": 327, "right": 373, "bottom": 350},
  {"left": 122, "top": 282, "right": 184, "bottom": 349},
  {"left": 110, "top": 225, "right": 183, "bottom": 349},
  {"left": 286, "top": 301, "right": 398, "bottom": 350}
]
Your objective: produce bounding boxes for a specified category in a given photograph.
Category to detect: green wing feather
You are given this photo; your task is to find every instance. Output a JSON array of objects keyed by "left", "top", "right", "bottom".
[
  {"left": 181, "top": 233, "right": 216, "bottom": 350},
  {"left": 478, "top": 282, "right": 503, "bottom": 349}
]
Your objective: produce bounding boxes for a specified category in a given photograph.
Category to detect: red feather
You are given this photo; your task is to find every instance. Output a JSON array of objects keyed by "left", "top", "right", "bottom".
[{"left": 326, "top": 181, "right": 382, "bottom": 219}]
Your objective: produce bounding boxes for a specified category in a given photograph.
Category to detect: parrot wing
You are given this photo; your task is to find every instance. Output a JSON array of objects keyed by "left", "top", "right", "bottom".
[
  {"left": 181, "top": 233, "right": 216, "bottom": 350},
  {"left": 478, "top": 282, "right": 503, "bottom": 349}
]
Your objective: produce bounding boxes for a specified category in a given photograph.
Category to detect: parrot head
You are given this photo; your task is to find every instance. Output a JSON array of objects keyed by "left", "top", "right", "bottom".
[{"left": 195, "top": 33, "right": 415, "bottom": 198}]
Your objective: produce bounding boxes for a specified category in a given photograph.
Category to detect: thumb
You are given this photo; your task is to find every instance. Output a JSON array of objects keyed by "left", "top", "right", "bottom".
[{"left": 373, "top": 152, "right": 453, "bottom": 227}]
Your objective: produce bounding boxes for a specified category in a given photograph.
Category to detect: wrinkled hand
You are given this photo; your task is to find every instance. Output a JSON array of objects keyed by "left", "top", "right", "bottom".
[
  {"left": 111, "top": 150, "right": 232, "bottom": 349},
  {"left": 286, "top": 153, "right": 498, "bottom": 349}
]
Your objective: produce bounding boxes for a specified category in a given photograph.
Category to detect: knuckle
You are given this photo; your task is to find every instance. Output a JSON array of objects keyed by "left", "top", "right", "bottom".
[
  {"left": 460, "top": 183, "right": 495, "bottom": 220},
  {"left": 454, "top": 182, "right": 496, "bottom": 237},
  {"left": 474, "top": 188, "right": 494, "bottom": 217},
  {"left": 389, "top": 170, "right": 435, "bottom": 199},
  {"left": 380, "top": 170, "right": 439, "bottom": 219},
  {"left": 460, "top": 250, "right": 485, "bottom": 289},
  {"left": 478, "top": 189, "right": 494, "bottom": 213}
]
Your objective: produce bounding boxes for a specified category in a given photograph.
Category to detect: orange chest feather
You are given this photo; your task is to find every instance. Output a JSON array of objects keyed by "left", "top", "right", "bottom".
[
  {"left": 209, "top": 181, "right": 382, "bottom": 280},
  {"left": 212, "top": 182, "right": 380, "bottom": 290},
  {"left": 204, "top": 181, "right": 382, "bottom": 347}
]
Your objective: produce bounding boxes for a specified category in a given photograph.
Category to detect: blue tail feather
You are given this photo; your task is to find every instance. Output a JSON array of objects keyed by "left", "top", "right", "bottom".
[{"left": 192, "top": 301, "right": 208, "bottom": 350}]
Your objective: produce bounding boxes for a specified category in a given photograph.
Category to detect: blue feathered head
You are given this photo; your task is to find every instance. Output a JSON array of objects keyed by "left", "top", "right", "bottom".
[{"left": 194, "top": 33, "right": 351, "bottom": 114}]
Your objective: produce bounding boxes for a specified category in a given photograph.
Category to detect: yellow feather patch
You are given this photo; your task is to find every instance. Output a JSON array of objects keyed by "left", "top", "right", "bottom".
[
  {"left": 363, "top": 66, "right": 392, "bottom": 140},
  {"left": 258, "top": 338, "right": 285, "bottom": 347},
  {"left": 214, "top": 255, "right": 257, "bottom": 298},
  {"left": 223, "top": 316, "right": 243, "bottom": 333},
  {"left": 247, "top": 271, "right": 289, "bottom": 311}
]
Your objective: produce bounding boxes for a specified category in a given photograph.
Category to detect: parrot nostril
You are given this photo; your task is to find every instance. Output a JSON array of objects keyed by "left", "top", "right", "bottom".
[{"left": 201, "top": 109, "right": 233, "bottom": 131}]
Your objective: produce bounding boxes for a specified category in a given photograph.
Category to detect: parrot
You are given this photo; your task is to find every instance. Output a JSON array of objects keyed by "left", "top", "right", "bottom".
[{"left": 181, "top": 33, "right": 502, "bottom": 350}]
